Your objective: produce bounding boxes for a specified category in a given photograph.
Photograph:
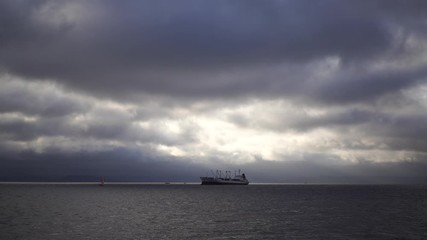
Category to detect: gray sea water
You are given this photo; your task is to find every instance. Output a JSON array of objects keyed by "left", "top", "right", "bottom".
[{"left": 1, "top": 184, "right": 426, "bottom": 239}]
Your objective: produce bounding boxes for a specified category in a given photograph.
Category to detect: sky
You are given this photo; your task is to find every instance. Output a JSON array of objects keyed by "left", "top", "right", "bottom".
[{"left": 1, "top": 0, "right": 427, "bottom": 183}]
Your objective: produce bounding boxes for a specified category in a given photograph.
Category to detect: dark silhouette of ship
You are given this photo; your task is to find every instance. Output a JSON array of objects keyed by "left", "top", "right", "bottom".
[
  {"left": 200, "top": 170, "right": 249, "bottom": 185},
  {"left": 99, "top": 176, "right": 105, "bottom": 186}
]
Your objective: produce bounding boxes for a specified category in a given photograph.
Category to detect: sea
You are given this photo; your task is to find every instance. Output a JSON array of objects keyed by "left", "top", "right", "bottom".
[{"left": 1, "top": 183, "right": 426, "bottom": 239}]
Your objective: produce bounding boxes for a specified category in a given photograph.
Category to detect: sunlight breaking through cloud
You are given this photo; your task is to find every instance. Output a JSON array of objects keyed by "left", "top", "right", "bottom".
[{"left": 2, "top": 0, "right": 427, "bottom": 182}]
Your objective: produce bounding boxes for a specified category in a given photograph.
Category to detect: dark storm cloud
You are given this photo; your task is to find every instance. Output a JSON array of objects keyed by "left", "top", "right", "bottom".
[
  {"left": 0, "top": 147, "right": 207, "bottom": 182},
  {"left": 0, "top": 0, "right": 69, "bottom": 45},
  {"left": 0, "top": 0, "right": 390, "bottom": 64},
  {"left": 1, "top": 147, "right": 426, "bottom": 183},
  {"left": 311, "top": 66, "right": 427, "bottom": 104},
  {"left": 0, "top": 77, "right": 88, "bottom": 117},
  {"left": 245, "top": 158, "right": 427, "bottom": 184},
  {"left": 2, "top": 0, "right": 423, "bottom": 102},
  {"left": 2, "top": 0, "right": 427, "bottom": 183},
  {"left": 363, "top": 113, "right": 427, "bottom": 153}
]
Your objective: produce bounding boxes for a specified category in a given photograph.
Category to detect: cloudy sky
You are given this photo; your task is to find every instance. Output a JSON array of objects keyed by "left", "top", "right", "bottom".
[{"left": 1, "top": 0, "right": 427, "bottom": 183}]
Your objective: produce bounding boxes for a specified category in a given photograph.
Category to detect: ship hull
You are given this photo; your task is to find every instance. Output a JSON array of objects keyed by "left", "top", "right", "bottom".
[
  {"left": 201, "top": 181, "right": 249, "bottom": 185},
  {"left": 200, "top": 177, "right": 249, "bottom": 185}
]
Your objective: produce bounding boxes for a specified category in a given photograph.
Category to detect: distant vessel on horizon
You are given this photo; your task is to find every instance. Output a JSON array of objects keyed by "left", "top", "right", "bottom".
[
  {"left": 99, "top": 176, "right": 105, "bottom": 186},
  {"left": 200, "top": 170, "right": 249, "bottom": 185}
]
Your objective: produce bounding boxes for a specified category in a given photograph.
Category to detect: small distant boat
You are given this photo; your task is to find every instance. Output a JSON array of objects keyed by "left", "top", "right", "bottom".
[
  {"left": 200, "top": 170, "right": 249, "bottom": 185},
  {"left": 99, "top": 176, "right": 105, "bottom": 186}
]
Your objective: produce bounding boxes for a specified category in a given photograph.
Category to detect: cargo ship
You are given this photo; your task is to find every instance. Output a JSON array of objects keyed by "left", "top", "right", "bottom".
[{"left": 200, "top": 170, "right": 249, "bottom": 185}]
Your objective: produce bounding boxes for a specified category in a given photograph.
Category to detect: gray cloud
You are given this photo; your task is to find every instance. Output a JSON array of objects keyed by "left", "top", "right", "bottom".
[
  {"left": 0, "top": 77, "right": 88, "bottom": 117},
  {"left": 1, "top": 147, "right": 426, "bottom": 183},
  {"left": 1, "top": 0, "right": 424, "bottom": 102},
  {"left": 311, "top": 66, "right": 427, "bottom": 104},
  {"left": 2, "top": 1, "right": 427, "bottom": 183}
]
